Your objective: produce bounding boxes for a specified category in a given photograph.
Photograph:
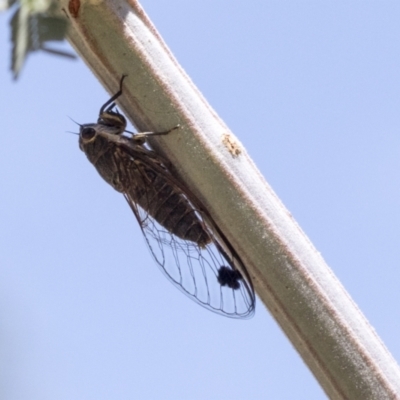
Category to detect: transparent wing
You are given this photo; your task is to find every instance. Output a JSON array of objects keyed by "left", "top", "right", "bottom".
[{"left": 124, "top": 192, "right": 255, "bottom": 319}]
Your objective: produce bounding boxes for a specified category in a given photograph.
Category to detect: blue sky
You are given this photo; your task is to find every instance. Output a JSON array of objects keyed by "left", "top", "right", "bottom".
[{"left": 1, "top": 2, "right": 400, "bottom": 399}]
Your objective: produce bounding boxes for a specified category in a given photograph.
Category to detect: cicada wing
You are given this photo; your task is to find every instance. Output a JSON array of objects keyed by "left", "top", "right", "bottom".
[{"left": 124, "top": 193, "right": 255, "bottom": 318}]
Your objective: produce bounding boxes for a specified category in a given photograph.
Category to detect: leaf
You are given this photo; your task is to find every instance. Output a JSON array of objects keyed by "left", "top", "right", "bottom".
[
  {"left": 0, "top": 0, "right": 18, "bottom": 11},
  {"left": 10, "top": 6, "right": 29, "bottom": 78},
  {"left": 35, "top": 14, "right": 69, "bottom": 42},
  {"left": 9, "top": 0, "right": 76, "bottom": 79}
]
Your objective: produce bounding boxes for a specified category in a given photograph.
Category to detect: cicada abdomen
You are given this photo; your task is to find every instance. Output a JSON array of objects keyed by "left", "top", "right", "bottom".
[{"left": 78, "top": 76, "right": 255, "bottom": 318}]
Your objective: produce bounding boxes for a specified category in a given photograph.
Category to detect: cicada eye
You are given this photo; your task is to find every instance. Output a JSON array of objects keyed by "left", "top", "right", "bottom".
[{"left": 81, "top": 127, "right": 96, "bottom": 141}]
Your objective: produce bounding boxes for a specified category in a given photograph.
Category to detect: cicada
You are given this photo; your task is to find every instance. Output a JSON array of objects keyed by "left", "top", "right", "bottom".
[{"left": 78, "top": 76, "right": 255, "bottom": 318}]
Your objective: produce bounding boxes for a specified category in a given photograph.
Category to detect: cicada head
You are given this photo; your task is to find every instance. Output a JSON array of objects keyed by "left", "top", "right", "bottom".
[
  {"left": 78, "top": 120, "right": 124, "bottom": 148},
  {"left": 78, "top": 123, "right": 115, "bottom": 151}
]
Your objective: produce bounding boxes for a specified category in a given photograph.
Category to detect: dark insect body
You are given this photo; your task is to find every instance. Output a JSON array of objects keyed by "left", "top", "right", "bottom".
[{"left": 78, "top": 75, "right": 255, "bottom": 318}]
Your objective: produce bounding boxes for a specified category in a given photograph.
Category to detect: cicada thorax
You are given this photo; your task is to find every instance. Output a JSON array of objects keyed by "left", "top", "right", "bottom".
[{"left": 81, "top": 131, "right": 211, "bottom": 247}]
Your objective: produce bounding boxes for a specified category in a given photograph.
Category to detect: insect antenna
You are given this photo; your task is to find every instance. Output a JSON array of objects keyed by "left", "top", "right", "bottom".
[
  {"left": 65, "top": 117, "right": 83, "bottom": 135},
  {"left": 68, "top": 116, "right": 84, "bottom": 127}
]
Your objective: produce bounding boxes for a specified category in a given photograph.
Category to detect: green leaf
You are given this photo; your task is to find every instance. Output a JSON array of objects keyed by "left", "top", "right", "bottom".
[
  {"left": 0, "top": 0, "right": 18, "bottom": 12},
  {"left": 35, "top": 14, "right": 69, "bottom": 42},
  {"left": 10, "top": 6, "right": 29, "bottom": 78},
  {"left": 10, "top": 1, "right": 76, "bottom": 79}
]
